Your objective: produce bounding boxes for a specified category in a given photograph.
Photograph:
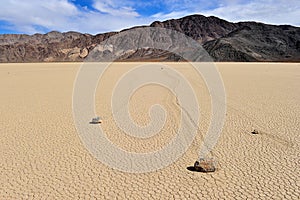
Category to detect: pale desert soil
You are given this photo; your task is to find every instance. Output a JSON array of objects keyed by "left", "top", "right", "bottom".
[{"left": 0, "top": 62, "right": 299, "bottom": 199}]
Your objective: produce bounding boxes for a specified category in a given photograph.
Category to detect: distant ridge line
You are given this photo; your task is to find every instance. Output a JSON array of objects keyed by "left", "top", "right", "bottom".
[{"left": 0, "top": 14, "right": 299, "bottom": 62}]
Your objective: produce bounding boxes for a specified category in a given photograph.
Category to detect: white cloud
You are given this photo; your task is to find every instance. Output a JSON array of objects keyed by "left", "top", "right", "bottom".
[
  {"left": 92, "top": 0, "right": 139, "bottom": 17},
  {"left": 0, "top": 0, "right": 80, "bottom": 33},
  {"left": 201, "top": 0, "right": 300, "bottom": 26},
  {"left": 71, "top": 11, "right": 149, "bottom": 34},
  {"left": 151, "top": 11, "right": 191, "bottom": 21},
  {"left": 0, "top": 0, "right": 148, "bottom": 34}
]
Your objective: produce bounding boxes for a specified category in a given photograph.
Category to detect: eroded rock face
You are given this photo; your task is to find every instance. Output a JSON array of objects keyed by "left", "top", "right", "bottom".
[
  {"left": 0, "top": 14, "right": 299, "bottom": 62},
  {"left": 79, "top": 48, "right": 89, "bottom": 58},
  {"left": 203, "top": 23, "right": 300, "bottom": 62},
  {"left": 150, "top": 15, "right": 239, "bottom": 44},
  {"left": 0, "top": 31, "right": 116, "bottom": 62}
]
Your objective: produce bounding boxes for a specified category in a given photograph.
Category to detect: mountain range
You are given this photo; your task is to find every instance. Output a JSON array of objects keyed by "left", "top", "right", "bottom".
[{"left": 0, "top": 14, "right": 299, "bottom": 62}]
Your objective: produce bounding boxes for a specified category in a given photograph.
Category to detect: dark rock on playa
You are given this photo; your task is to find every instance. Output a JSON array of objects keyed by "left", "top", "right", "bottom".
[{"left": 194, "top": 158, "right": 216, "bottom": 173}]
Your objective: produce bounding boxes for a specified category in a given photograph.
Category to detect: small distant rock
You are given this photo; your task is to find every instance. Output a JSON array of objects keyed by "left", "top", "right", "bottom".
[
  {"left": 194, "top": 158, "right": 216, "bottom": 173},
  {"left": 90, "top": 116, "right": 102, "bottom": 124},
  {"left": 251, "top": 129, "right": 259, "bottom": 134}
]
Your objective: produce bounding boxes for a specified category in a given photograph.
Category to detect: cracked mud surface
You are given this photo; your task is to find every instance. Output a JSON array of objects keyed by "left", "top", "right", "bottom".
[{"left": 0, "top": 63, "right": 299, "bottom": 199}]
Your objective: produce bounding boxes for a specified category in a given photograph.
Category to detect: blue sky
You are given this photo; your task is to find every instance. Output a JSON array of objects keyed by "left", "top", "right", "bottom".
[{"left": 0, "top": 0, "right": 299, "bottom": 34}]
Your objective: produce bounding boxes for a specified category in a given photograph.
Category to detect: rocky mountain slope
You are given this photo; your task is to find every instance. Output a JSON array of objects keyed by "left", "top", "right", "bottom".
[
  {"left": 204, "top": 22, "right": 300, "bottom": 61},
  {"left": 0, "top": 14, "right": 299, "bottom": 62},
  {"left": 150, "top": 15, "right": 238, "bottom": 44},
  {"left": 0, "top": 31, "right": 116, "bottom": 62}
]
